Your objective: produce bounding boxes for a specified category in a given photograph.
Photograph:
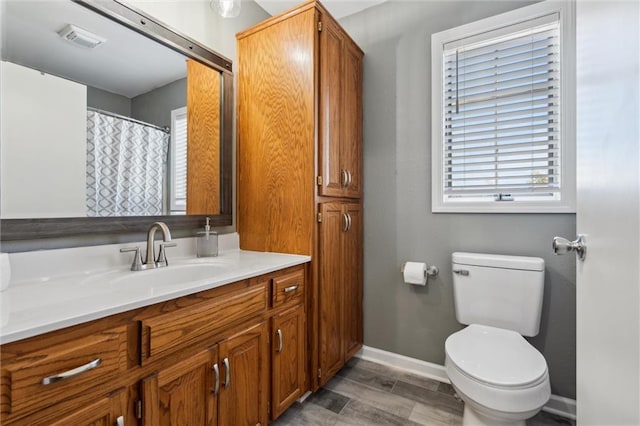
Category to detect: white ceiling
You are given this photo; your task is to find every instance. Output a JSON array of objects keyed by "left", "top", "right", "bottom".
[
  {"left": 254, "top": 0, "right": 388, "bottom": 19},
  {"left": 2, "top": 1, "right": 186, "bottom": 98}
]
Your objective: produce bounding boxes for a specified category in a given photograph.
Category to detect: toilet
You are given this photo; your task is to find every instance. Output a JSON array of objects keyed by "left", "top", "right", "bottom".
[{"left": 445, "top": 252, "right": 551, "bottom": 426}]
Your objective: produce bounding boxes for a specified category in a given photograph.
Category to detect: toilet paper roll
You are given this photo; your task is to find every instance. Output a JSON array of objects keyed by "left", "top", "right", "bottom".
[
  {"left": 403, "top": 261, "right": 427, "bottom": 285},
  {"left": 0, "top": 253, "right": 10, "bottom": 292}
]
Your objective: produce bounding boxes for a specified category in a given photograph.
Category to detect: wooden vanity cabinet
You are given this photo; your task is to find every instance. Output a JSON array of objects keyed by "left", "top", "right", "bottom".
[
  {"left": 140, "top": 346, "right": 219, "bottom": 425},
  {"left": 0, "top": 264, "right": 306, "bottom": 426},
  {"left": 237, "top": 0, "right": 364, "bottom": 392},
  {"left": 0, "top": 323, "right": 132, "bottom": 425},
  {"left": 140, "top": 321, "right": 269, "bottom": 426},
  {"left": 271, "top": 304, "right": 305, "bottom": 419},
  {"left": 318, "top": 14, "right": 363, "bottom": 200},
  {"left": 46, "top": 387, "right": 127, "bottom": 426},
  {"left": 317, "top": 202, "right": 363, "bottom": 386}
]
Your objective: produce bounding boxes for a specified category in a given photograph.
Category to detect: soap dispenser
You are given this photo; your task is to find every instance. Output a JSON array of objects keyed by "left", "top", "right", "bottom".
[{"left": 196, "top": 217, "right": 218, "bottom": 257}]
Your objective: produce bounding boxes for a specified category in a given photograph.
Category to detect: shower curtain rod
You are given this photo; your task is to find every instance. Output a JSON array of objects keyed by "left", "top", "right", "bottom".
[{"left": 88, "top": 107, "right": 170, "bottom": 133}]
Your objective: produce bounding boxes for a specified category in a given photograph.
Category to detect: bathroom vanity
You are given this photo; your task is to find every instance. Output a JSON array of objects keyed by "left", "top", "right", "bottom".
[{"left": 0, "top": 239, "right": 309, "bottom": 425}]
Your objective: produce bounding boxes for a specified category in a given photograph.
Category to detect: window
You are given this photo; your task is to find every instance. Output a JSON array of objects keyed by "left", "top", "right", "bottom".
[
  {"left": 431, "top": 1, "right": 575, "bottom": 213},
  {"left": 170, "top": 107, "right": 187, "bottom": 212}
]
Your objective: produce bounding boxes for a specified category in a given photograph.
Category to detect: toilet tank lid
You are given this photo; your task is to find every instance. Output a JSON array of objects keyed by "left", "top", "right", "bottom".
[{"left": 452, "top": 252, "right": 544, "bottom": 271}]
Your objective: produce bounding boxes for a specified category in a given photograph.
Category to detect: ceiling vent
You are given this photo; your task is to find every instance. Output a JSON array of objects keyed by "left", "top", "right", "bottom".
[{"left": 57, "top": 24, "right": 106, "bottom": 49}]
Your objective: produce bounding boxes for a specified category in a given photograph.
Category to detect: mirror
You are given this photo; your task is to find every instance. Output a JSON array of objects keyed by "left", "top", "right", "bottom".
[{"left": 0, "top": 0, "right": 232, "bottom": 240}]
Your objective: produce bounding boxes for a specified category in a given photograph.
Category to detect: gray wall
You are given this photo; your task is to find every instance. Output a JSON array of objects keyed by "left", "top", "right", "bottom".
[
  {"left": 340, "top": 0, "right": 576, "bottom": 399},
  {"left": 131, "top": 78, "right": 187, "bottom": 129},
  {"left": 87, "top": 86, "right": 131, "bottom": 116}
]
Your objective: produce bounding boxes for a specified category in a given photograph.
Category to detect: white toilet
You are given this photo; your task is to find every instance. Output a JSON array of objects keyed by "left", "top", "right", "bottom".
[{"left": 445, "top": 252, "right": 551, "bottom": 426}]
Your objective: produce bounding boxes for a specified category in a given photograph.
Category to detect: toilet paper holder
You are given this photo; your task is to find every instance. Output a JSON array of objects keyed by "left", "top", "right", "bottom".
[{"left": 401, "top": 262, "right": 439, "bottom": 277}]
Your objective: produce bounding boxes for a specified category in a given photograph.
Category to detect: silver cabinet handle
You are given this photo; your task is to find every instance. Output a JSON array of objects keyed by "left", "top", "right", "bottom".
[
  {"left": 346, "top": 170, "right": 352, "bottom": 187},
  {"left": 116, "top": 415, "right": 125, "bottom": 426},
  {"left": 276, "top": 329, "right": 283, "bottom": 353},
  {"left": 343, "top": 213, "right": 352, "bottom": 232},
  {"left": 212, "top": 363, "right": 220, "bottom": 395},
  {"left": 341, "top": 169, "right": 349, "bottom": 187},
  {"left": 553, "top": 235, "right": 586, "bottom": 261},
  {"left": 223, "top": 357, "right": 230, "bottom": 388},
  {"left": 41, "top": 358, "right": 102, "bottom": 385},
  {"left": 283, "top": 284, "right": 299, "bottom": 294}
]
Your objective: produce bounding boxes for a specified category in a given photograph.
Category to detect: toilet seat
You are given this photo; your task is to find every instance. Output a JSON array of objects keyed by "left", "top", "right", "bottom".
[
  {"left": 446, "top": 324, "right": 548, "bottom": 388},
  {"left": 445, "top": 324, "right": 550, "bottom": 414}
]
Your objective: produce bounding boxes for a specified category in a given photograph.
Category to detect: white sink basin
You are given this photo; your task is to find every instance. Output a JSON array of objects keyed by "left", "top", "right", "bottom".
[{"left": 109, "top": 263, "right": 229, "bottom": 288}]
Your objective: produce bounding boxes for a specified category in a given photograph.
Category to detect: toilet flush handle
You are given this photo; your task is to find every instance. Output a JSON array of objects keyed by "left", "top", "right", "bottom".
[{"left": 453, "top": 269, "right": 469, "bottom": 276}]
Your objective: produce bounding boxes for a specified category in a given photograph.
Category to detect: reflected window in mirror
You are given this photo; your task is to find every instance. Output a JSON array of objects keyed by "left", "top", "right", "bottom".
[{"left": 170, "top": 107, "right": 188, "bottom": 214}]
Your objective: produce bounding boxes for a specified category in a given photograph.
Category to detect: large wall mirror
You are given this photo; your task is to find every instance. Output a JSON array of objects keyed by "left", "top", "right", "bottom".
[{"left": 0, "top": 0, "right": 232, "bottom": 241}]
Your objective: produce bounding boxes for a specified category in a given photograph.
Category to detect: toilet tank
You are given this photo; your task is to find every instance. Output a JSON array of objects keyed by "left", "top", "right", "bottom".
[{"left": 451, "top": 252, "right": 545, "bottom": 337}]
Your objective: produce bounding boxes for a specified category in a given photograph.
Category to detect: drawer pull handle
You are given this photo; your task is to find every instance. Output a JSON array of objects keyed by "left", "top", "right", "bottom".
[
  {"left": 116, "top": 416, "right": 125, "bottom": 426},
  {"left": 41, "top": 358, "right": 102, "bottom": 385},
  {"left": 223, "top": 357, "right": 230, "bottom": 388},
  {"left": 276, "top": 329, "right": 283, "bottom": 353},
  {"left": 283, "top": 284, "right": 299, "bottom": 294},
  {"left": 212, "top": 363, "right": 220, "bottom": 395}
]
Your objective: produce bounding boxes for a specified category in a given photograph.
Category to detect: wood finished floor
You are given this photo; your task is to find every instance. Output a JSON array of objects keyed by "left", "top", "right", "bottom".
[{"left": 271, "top": 357, "right": 574, "bottom": 426}]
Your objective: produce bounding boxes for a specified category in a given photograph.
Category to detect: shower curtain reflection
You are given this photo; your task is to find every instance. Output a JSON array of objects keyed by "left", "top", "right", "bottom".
[{"left": 86, "top": 109, "right": 170, "bottom": 216}]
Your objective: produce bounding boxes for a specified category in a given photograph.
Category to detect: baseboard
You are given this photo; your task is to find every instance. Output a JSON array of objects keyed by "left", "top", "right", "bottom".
[
  {"left": 356, "top": 345, "right": 450, "bottom": 383},
  {"left": 355, "top": 345, "right": 576, "bottom": 421},
  {"left": 542, "top": 395, "right": 576, "bottom": 420}
]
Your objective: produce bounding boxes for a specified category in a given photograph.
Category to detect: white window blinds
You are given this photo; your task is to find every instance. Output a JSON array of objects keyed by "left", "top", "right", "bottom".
[
  {"left": 170, "top": 107, "right": 187, "bottom": 211},
  {"left": 442, "top": 13, "right": 561, "bottom": 202}
]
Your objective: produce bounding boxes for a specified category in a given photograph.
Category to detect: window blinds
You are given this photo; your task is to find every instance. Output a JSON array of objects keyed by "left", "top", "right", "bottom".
[
  {"left": 442, "top": 13, "right": 561, "bottom": 200},
  {"left": 172, "top": 109, "right": 188, "bottom": 210}
]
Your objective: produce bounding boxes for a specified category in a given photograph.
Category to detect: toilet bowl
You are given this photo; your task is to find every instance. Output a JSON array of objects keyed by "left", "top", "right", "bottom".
[
  {"left": 447, "top": 253, "right": 550, "bottom": 426},
  {"left": 445, "top": 324, "right": 550, "bottom": 426}
]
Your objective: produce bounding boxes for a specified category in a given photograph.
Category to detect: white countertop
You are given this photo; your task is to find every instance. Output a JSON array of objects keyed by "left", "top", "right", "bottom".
[{"left": 0, "top": 235, "right": 310, "bottom": 344}]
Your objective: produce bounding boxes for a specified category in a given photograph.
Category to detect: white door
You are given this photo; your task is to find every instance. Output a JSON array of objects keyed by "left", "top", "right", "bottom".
[{"left": 573, "top": 1, "right": 639, "bottom": 424}]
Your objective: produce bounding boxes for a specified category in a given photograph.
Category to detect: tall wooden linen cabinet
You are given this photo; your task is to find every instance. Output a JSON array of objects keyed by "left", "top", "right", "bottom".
[{"left": 237, "top": 0, "right": 364, "bottom": 398}]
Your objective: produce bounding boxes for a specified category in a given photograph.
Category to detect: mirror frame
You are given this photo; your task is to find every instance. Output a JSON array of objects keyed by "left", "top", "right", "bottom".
[{"left": 0, "top": 0, "right": 233, "bottom": 241}]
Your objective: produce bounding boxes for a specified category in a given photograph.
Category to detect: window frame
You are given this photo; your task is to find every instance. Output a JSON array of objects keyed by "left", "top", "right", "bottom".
[{"left": 431, "top": 0, "right": 576, "bottom": 213}]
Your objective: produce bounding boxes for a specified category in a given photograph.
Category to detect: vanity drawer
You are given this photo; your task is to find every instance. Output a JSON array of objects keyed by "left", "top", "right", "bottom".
[
  {"left": 1, "top": 325, "right": 128, "bottom": 417},
  {"left": 272, "top": 267, "right": 305, "bottom": 308},
  {"left": 141, "top": 280, "right": 268, "bottom": 361}
]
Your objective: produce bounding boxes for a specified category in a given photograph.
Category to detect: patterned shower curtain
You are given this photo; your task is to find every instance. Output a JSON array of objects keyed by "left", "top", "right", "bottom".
[{"left": 86, "top": 110, "right": 170, "bottom": 216}]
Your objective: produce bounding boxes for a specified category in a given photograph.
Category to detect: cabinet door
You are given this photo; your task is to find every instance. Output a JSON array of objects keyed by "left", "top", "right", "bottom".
[
  {"left": 271, "top": 304, "right": 305, "bottom": 419},
  {"left": 20, "top": 387, "right": 126, "bottom": 426},
  {"left": 342, "top": 41, "right": 364, "bottom": 199},
  {"left": 318, "top": 16, "right": 345, "bottom": 198},
  {"left": 318, "top": 202, "right": 345, "bottom": 386},
  {"left": 319, "top": 16, "right": 363, "bottom": 199},
  {"left": 218, "top": 321, "right": 269, "bottom": 426},
  {"left": 141, "top": 347, "right": 218, "bottom": 426},
  {"left": 343, "top": 203, "right": 363, "bottom": 358}
]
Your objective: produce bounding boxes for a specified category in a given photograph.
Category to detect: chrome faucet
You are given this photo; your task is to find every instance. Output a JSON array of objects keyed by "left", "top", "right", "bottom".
[{"left": 120, "top": 222, "right": 176, "bottom": 271}]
